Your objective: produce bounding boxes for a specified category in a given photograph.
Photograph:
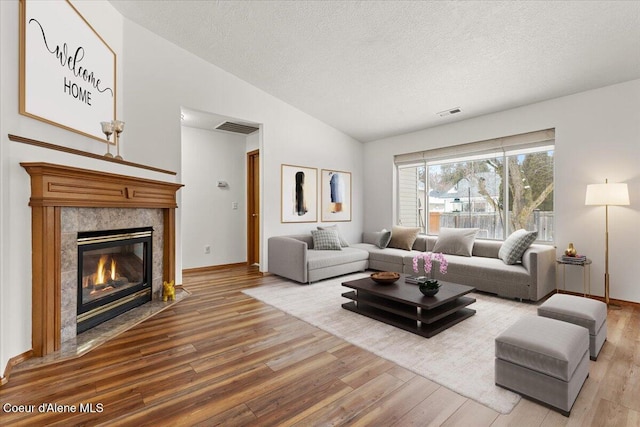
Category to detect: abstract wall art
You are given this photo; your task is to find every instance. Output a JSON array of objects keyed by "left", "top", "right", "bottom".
[
  {"left": 281, "top": 164, "right": 318, "bottom": 223},
  {"left": 321, "top": 169, "right": 352, "bottom": 222}
]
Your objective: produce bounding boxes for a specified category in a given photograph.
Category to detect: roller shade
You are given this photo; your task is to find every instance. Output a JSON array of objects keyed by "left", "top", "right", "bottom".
[{"left": 394, "top": 128, "right": 555, "bottom": 165}]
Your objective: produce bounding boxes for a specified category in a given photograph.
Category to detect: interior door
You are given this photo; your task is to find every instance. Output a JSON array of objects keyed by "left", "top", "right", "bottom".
[{"left": 247, "top": 149, "right": 260, "bottom": 265}]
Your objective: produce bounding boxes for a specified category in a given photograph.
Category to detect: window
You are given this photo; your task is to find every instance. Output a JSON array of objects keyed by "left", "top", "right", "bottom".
[{"left": 396, "top": 131, "right": 555, "bottom": 242}]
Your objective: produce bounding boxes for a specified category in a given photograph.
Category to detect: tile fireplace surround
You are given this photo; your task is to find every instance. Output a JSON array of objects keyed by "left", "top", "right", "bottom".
[
  {"left": 21, "top": 162, "right": 183, "bottom": 358},
  {"left": 60, "top": 207, "right": 164, "bottom": 342}
]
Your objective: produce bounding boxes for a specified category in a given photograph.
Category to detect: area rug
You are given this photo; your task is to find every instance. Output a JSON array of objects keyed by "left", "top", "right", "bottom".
[{"left": 243, "top": 272, "right": 541, "bottom": 414}]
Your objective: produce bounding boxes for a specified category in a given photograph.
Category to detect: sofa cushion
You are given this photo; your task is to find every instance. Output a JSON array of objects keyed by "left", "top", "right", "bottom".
[
  {"left": 366, "top": 246, "right": 422, "bottom": 265},
  {"left": 443, "top": 254, "right": 530, "bottom": 285},
  {"left": 388, "top": 226, "right": 421, "bottom": 251},
  {"left": 307, "top": 247, "right": 369, "bottom": 270},
  {"left": 311, "top": 229, "right": 342, "bottom": 250},
  {"left": 362, "top": 229, "right": 392, "bottom": 249},
  {"left": 433, "top": 227, "right": 479, "bottom": 257},
  {"left": 471, "top": 239, "right": 502, "bottom": 258},
  {"left": 317, "top": 225, "right": 349, "bottom": 247},
  {"left": 499, "top": 229, "right": 538, "bottom": 264}
]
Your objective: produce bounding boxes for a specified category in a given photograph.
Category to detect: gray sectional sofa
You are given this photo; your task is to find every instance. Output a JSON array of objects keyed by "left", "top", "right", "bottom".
[
  {"left": 268, "top": 234, "right": 369, "bottom": 283},
  {"left": 267, "top": 231, "right": 556, "bottom": 301}
]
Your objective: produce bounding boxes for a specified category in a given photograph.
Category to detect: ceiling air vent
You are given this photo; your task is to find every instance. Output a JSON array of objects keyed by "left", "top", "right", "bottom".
[
  {"left": 437, "top": 107, "right": 462, "bottom": 117},
  {"left": 215, "top": 121, "right": 259, "bottom": 135}
]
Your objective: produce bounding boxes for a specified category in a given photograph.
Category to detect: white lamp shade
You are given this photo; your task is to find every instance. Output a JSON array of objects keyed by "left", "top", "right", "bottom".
[{"left": 585, "top": 182, "right": 630, "bottom": 206}]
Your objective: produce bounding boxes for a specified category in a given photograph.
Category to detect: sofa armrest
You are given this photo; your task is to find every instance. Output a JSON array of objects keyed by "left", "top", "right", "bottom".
[
  {"left": 522, "top": 244, "right": 556, "bottom": 301},
  {"left": 268, "top": 236, "right": 309, "bottom": 283}
]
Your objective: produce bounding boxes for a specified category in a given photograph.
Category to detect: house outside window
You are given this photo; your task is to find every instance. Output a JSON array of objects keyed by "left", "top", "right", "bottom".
[{"left": 396, "top": 130, "right": 555, "bottom": 242}]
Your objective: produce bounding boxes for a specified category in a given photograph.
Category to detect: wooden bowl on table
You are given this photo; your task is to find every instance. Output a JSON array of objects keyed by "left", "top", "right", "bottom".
[{"left": 370, "top": 271, "right": 400, "bottom": 285}]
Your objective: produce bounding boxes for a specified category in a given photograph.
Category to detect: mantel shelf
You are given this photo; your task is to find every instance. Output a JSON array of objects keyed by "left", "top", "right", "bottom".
[{"left": 8, "top": 134, "right": 176, "bottom": 176}]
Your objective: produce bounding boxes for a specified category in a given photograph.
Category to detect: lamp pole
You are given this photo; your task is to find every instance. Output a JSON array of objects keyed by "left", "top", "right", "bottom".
[{"left": 585, "top": 179, "right": 629, "bottom": 309}]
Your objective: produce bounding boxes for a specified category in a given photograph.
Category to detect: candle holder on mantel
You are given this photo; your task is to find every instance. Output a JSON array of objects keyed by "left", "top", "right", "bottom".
[
  {"left": 100, "top": 121, "right": 114, "bottom": 157},
  {"left": 100, "top": 120, "right": 125, "bottom": 159},
  {"left": 113, "top": 120, "right": 125, "bottom": 160}
]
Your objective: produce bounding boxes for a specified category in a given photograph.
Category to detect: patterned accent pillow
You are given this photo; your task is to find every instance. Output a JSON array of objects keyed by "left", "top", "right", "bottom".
[
  {"left": 317, "top": 225, "right": 349, "bottom": 247},
  {"left": 311, "top": 229, "right": 343, "bottom": 250},
  {"left": 499, "top": 229, "right": 538, "bottom": 264}
]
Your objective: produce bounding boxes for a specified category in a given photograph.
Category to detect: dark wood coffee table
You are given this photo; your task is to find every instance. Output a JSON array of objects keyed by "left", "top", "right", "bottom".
[{"left": 341, "top": 275, "right": 476, "bottom": 338}]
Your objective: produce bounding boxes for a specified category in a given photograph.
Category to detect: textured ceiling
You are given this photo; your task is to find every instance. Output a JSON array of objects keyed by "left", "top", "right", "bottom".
[{"left": 110, "top": 1, "right": 640, "bottom": 142}]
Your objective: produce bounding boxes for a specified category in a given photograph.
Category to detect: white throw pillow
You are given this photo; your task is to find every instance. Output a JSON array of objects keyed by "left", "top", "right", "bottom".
[{"left": 432, "top": 228, "right": 479, "bottom": 257}]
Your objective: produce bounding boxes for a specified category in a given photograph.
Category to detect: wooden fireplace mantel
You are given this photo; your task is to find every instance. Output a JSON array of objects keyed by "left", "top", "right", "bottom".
[{"left": 21, "top": 162, "right": 183, "bottom": 357}]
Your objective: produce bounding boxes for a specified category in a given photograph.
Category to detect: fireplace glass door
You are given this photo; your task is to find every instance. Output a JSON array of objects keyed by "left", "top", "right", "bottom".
[{"left": 77, "top": 227, "right": 153, "bottom": 333}]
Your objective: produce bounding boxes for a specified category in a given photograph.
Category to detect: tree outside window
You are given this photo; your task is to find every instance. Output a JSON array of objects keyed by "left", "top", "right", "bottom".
[{"left": 398, "top": 148, "right": 554, "bottom": 241}]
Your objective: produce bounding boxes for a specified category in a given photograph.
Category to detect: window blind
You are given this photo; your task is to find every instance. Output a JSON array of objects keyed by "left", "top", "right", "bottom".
[{"left": 394, "top": 128, "right": 555, "bottom": 165}]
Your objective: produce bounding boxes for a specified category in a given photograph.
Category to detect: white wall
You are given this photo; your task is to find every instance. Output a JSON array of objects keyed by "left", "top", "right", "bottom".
[
  {"left": 246, "top": 132, "right": 260, "bottom": 153},
  {"left": 181, "top": 127, "right": 247, "bottom": 268},
  {"left": 363, "top": 80, "right": 640, "bottom": 303},
  {"left": 120, "top": 17, "right": 365, "bottom": 256},
  {"left": 0, "top": 0, "right": 137, "bottom": 383},
  {"left": 0, "top": 0, "right": 363, "bottom": 376}
]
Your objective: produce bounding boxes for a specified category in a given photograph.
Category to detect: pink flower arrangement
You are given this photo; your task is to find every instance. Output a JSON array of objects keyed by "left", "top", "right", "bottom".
[{"left": 413, "top": 252, "right": 448, "bottom": 276}]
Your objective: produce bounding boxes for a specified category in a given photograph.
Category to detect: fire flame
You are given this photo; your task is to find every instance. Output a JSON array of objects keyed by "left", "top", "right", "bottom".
[{"left": 95, "top": 255, "right": 117, "bottom": 284}]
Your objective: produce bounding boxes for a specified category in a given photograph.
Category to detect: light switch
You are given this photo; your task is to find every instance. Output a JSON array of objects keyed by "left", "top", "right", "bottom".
[{"left": 232, "top": 202, "right": 238, "bottom": 210}]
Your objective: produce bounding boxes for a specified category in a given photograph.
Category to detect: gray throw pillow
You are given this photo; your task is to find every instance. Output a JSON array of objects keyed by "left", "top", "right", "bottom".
[
  {"left": 362, "top": 230, "right": 391, "bottom": 248},
  {"left": 432, "top": 227, "right": 479, "bottom": 257},
  {"left": 317, "top": 225, "right": 349, "bottom": 247},
  {"left": 499, "top": 229, "right": 538, "bottom": 264},
  {"left": 388, "top": 226, "right": 421, "bottom": 251},
  {"left": 378, "top": 229, "right": 392, "bottom": 248},
  {"left": 311, "top": 229, "right": 342, "bottom": 250}
]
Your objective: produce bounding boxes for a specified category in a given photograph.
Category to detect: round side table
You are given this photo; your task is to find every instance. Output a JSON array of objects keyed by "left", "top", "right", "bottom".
[{"left": 556, "top": 257, "right": 592, "bottom": 296}]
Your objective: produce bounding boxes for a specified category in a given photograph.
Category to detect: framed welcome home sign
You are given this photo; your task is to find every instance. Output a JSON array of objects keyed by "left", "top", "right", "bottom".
[{"left": 20, "top": 0, "right": 116, "bottom": 142}]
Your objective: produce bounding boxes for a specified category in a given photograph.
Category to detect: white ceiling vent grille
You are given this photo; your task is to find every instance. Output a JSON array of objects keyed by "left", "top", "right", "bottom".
[
  {"left": 437, "top": 107, "right": 462, "bottom": 117},
  {"left": 215, "top": 121, "right": 259, "bottom": 134}
]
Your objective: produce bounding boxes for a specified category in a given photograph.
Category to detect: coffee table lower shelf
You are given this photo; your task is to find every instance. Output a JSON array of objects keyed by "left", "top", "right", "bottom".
[{"left": 342, "top": 293, "right": 476, "bottom": 338}]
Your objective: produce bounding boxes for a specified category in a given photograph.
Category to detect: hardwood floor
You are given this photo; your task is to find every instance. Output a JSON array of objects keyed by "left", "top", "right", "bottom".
[{"left": 1, "top": 266, "right": 638, "bottom": 426}]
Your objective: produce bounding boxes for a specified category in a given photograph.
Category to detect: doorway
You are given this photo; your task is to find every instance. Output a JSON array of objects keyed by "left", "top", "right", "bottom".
[{"left": 247, "top": 149, "right": 260, "bottom": 265}]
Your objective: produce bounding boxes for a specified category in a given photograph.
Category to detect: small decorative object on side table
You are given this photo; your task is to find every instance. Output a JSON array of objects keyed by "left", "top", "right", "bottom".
[
  {"left": 411, "top": 252, "right": 448, "bottom": 297},
  {"left": 564, "top": 242, "right": 577, "bottom": 257}
]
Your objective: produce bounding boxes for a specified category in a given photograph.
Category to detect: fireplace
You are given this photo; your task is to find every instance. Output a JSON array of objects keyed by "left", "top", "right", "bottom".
[
  {"left": 77, "top": 227, "right": 153, "bottom": 333},
  {"left": 22, "top": 162, "right": 183, "bottom": 357}
]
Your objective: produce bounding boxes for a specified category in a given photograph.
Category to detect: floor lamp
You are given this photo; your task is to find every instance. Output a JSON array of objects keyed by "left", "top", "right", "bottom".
[{"left": 585, "top": 179, "right": 630, "bottom": 307}]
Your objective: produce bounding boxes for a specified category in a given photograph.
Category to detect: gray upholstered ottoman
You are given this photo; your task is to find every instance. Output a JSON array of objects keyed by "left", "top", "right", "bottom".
[
  {"left": 538, "top": 294, "right": 607, "bottom": 360},
  {"left": 495, "top": 315, "right": 589, "bottom": 416}
]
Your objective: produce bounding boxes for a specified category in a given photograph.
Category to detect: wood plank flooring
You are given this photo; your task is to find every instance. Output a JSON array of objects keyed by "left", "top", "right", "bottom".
[{"left": 1, "top": 266, "right": 638, "bottom": 426}]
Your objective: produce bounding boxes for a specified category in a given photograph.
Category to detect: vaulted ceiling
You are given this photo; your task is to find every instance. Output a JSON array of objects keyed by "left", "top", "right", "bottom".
[{"left": 110, "top": 1, "right": 640, "bottom": 142}]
